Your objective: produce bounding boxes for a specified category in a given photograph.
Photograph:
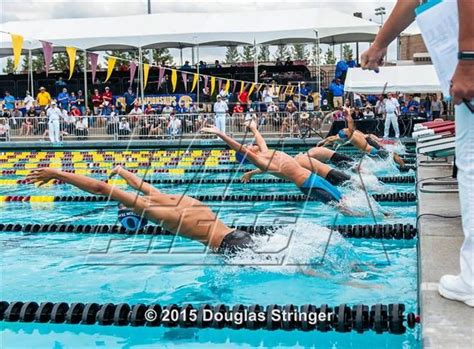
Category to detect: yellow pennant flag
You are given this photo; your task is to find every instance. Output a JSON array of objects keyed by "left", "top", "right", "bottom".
[
  {"left": 171, "top": 69, "right": 178, "bottom": 93},
  {"left": 210, "top": 76, "right": 216, "bottom": 95},
  {"left": 224, "top": 79, "right": 231, "bottom": 93},
  {"left": 191, "top": 73, "right": 199, "bottom": 92},
  {"left": 66, "top": 47, "right": 77, "bottom": 80},
  {"left": 256, "top": 83, "right": 263, "bottom": 93},
  {"left": 143, "top": 63, "right": 150, "bottom": 89},
  {"left": 105, "top": 57, "right": 117, "bottom": 83},
  {"left": 239, "top": 81, "right": 245, "bottom": 94},
  {"left": 11, "top": 34, "right": 24, "bottom": 70},
  {"left": 248, "top": 83, "right": 256, "bottom": 96}
]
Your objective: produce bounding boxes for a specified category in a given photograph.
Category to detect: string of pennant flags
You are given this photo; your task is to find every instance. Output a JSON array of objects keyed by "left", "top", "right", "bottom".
[{"left": 8, "top": 32, "right": 299, "bottom": 97}]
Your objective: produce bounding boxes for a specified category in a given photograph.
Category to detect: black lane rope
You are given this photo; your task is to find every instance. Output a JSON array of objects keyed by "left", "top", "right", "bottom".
[
  {"left": 3, "top": 193, "right": 417, "bottom": 203},
  {"left": 0, "top": 222, "right": 418, "bottom": 240},
  {"left": 15, "top": 176, "right": 416, "bottom": 186},
  {"left": 357, "top": 155, "right": 392, "bottom": 266},
  {"left": 0, "top": 301, "right": 419, "bottom": 334}
]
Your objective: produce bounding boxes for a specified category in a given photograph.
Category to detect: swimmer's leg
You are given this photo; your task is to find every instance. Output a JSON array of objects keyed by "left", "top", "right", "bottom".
[{"left": 393, "top": 153, "right": 405, "bottom": 168}]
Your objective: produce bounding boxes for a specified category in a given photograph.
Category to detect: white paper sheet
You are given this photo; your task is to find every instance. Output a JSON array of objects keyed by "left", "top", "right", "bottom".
[{"left": 416, "top": 0, "right": 459, "bottom": 97}]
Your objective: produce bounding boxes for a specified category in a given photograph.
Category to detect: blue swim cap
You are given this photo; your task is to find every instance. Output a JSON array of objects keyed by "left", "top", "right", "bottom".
[
  {"left": 235, "top": 152, "right": 249, "bottom": 164},
  {"left": 338, "top": 130, "right": 348, "bottom": 139},
  {"left": 118, "top": 207, "right": 148, "bottom": 231}
]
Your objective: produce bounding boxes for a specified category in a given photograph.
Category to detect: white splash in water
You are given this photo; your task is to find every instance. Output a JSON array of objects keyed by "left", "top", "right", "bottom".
[
  {"left": 355, "top": 156, "right": 399, "bottom": 175},
  {"left": 339, "top": 188, "right": 389, "bottom": 218},
  {"left": 224, "top": 222, "right": 359, "bottom": 276}
]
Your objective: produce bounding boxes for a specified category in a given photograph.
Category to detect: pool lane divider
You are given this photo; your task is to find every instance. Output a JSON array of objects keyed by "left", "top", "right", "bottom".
[
  {"left": 0, "top": 165, "right": 417, "bottom": 176},
  {"left": 0, "top": 301, "right": 419, "bottom": 334},
  {"left": 0, "top": 223, "right": 418, "bottom": 240},
  {"left": 6, "top": 176, "right": 416, "bottom": 186},
  {"left": 0, "top": 193, "right": 417, "bottom": 203}
]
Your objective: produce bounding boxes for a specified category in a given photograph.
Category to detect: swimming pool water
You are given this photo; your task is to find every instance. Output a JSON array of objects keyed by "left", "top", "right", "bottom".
[{"left": 0, "top": 147, "right": 420, "bottom": 348}]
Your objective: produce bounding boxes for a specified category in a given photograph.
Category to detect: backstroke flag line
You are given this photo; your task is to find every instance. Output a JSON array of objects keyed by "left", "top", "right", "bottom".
[
  {"left": 66, "top": 47, "right": 77, "bottom": 80},
  {"left": 10, "top": 34, "right": 24, "bottom": 70},
  {"left": 41, "top": 41, "right": 53, "bottom": 76}
]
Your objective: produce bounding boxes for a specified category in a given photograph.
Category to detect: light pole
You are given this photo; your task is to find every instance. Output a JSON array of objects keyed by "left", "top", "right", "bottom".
[
  {"left": 375, "top": 7, "right": 386, "bottom": 26},
  {"left": 147, "top": 0, "right": 151, "bottom": 14}
]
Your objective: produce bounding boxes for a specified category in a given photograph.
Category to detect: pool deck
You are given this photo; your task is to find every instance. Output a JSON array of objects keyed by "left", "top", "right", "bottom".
[{"left": 417, "top": 157, "right": 474, "bottom": 348}]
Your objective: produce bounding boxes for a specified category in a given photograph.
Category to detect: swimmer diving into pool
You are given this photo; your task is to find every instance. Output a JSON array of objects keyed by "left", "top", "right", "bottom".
[
  {"left": 26, "top": 167, "right": 253, "bottom": 254},
  {"left": 201, "top": 121, "right": 361, "bottom": 216},
  {"left": 317, "top": 110, "right": 405, "bottom": 168},
  {"left": 242, "top": 151, "right": 352, "bottom": 187}
]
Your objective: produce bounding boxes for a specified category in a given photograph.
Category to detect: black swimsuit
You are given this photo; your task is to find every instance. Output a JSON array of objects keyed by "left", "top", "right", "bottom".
[{"left": 218, "top": 230, "right": 254, "bottom": 254}]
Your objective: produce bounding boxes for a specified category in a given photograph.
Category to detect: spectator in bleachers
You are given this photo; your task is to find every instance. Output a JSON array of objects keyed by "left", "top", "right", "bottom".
[
  {"left": 102, "top": 86, "right": 113, "bottom": 107},
  {"left": 351, "top": 107, "right": 364, "bottom": 120},
  {"left": 0, "top": 118, "right": 10, "bottom": 141},
  {"left": 406, "top": 95, "right": 419, "bottom": 112},
  {"left": 238, "top": 88, "right": 249, "bottom": 108},
  {"left": 167, "top": 113, "right": 181, "bottom": 138},
  {"left": 418, "top": 105, "right": 428, "bottom": 119},
  {"left": 363, "top": 106, "right": 375, "bottom": 119},
  {"left": 91, "top": 89, "right": 102, "bottom": 115},
  {"left": 268, "top": 81, "right": 279, "bottom": 102},
  {"left": 422, "top": 95, "right": 432, "bottom": 120},
  {"left": 55, "top": 77, "right": 67, "bottom": 88},
  {"left": 353, "top": 92, "right": 363, "bottom": 108},
  {"left": 276, "top": 58, "right": 283, "bottom": 66},
  {"left": 181, "top": 61, "right": 192, "bottom": 70},
  {"left": 138, "top": 116, "right": 151, "bottom": 139},
  {"left": 261, "top": 85, "right": 272, "bottom": 108},
  {"left": 76, "top": 90, "right": 85, "bottom": 115},
  {"left": 26, "top": 106, "right": 37, "bottom": 118},
  {"left": 118, "top": 117, "right": 131, "bottom": 137},
  {"left": 201, "top": 86, "right": 211, "bottom": 112},
  {"left": 431, "top": 94, "right": 444, "bottom": 119},
  {"left": 321, "top": 99, "right": 331, "bottom": 112},
  {"left": 329, "top": 79, "right": 344, "bottom": 108},
  {"left": 285, "top": 57, "right": 293, "bottom": 66},
  {"left": 144, "top": 103, "right": 155, "bottom": 115},
  {"left": 123, "top": 87, "right": 136, "bottom": 114},
  {"left": 312, "top": 106, "right": 324, "bottom": 130},
  {"left": 9, "top": 107, "right": 22, "bottom": 129},
  {"left": 375, "top": 95, "right": 385, "bottom": 117},
  {"left": 69, "top": 91, "right": 78, "bottom": 110},
  {"left": 20, "top": 112, "right": 34, "bottom": 136},
  {"left": 75, "top": 117, "right": 89, "bottom": 140},
  {"left": 347, "top": 54, "right": 357, "bottom": 68},
  {"left": 162, "top": 103, "right": 174, "bottom": 118},
  {"left": 36, "top": 87, "right": 51, "bottom": 110},
  {"left": 198, "top": 61, "right": 207, "bottom": 70},
  {"left": 297, "top": 82, "right": 311, "bottom": 102},
  {"left": 214, "top": 60, "right": 222, "bottom": 69},
  {"left": 70, "top": 105, "right": 81, "bottom": 117},
  {"left": 218, "top": 86, "right": 229, "bottom": 101},
  {"left": 128, "top": 102, "right": 143, "bottom": 126},
  {"left": 57, "top": 88, "right": 70, "bottom": 111},
  {"left": 332, "top": 107, "right": 345, "bottom": 121},
  {"left": 335, "top": 59, "right": 349, "bottom": 82},
  {"left": 176, "top": 100, "right": 188, "bottom": 114},
  {"left": 306, "top": 95, "right": 315, "bottom": 112},
  {"left": 281, "top": 100, "right": 297, "bottom": 137},
  {"left": 23, "top": 91, "right": 35, "bottom": 112},
  {"left": 233, "top": 101, "right": 244, "bottom": 114},
  {"left": 249, "top": 89, "right": 260, "bottom": 112},
  {"left": 62, "top": 108, "right": 76, "bottom": 135},
  {"left": 3, "top": 91, "right": 16, "bottom": 111}
]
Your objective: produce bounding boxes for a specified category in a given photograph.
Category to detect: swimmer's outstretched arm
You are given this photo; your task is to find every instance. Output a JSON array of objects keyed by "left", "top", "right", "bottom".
[
  {"left": 345, "top": 110, "right": 355, "bottom": 139},
  {"left": 201, "top": 126, "right": 266, "bottom": 168},
  {"left": 110, "top": 165, "right": 160, "bottom": 196},
  {"left": 27, "top": 168, "right": 147, "bottom": 213}
]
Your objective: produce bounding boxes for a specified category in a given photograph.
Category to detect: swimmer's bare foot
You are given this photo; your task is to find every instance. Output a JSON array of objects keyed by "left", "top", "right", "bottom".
[{"left": 109, "top": 165, "right": 123, "bottom": 179}]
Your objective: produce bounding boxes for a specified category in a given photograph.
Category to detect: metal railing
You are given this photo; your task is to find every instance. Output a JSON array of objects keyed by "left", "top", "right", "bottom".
[{"left": 0, "top": 112, "right": 332, "bottom": 142}]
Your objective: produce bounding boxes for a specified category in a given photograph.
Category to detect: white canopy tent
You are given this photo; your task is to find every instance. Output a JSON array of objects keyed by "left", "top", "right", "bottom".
[
  {"left": 344, "top": 65, "right": 442, "bottom": 94},
  {"left": 0, "top": 8, "right": 379, "bottom": 56}
]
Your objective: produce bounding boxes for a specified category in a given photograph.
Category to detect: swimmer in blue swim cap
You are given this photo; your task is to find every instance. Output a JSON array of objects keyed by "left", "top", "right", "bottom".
[
  {"left": 202, "top": 120, "right": 362, "bottom": 216},
  {"left": 317, "top": 110, "right": 405, "bottom": 168},
  {"left": 26, "top": 166, "right": 253, "bottom": 254}
]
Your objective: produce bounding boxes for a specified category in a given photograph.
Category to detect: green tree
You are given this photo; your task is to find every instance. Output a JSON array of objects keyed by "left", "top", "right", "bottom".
[
  {"left": 151, "top": 48, "right": 174, "bottom": 65},
  {"left": 342, "top": 44, "right": 354, "bottom": 61},
  {"left": 2, "top": 58, "right": 15, "bottom": 74},
  {"left": 51, "top": 53, "right": 69, "bottom": 72},
  {"left": 224, "top": 46, "right": 240, "bottom": 64},
  {"left": 291, "top": 44, "right": 309, "bottom": 61},
  {"left": 240, "top": 45, "right": 255, "bottom": 62},
  {"left": 324, "top": 48, "right": 336, "bottom": 65},
  {"left": 258, "top": 45, "right": 270, "bottom": 62},
  {"left": 309, "top": 45, "right": 323, "bottom": 65},
  {"left": 274, "top": 44, "right": 290, "bottom": 61},
  {"left": 21, "top": 54, "right": 45, "bottom": 73}
]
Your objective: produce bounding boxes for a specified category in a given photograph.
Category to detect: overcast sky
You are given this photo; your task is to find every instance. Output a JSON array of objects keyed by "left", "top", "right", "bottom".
[{"left": 1, "top": 0, "right": 417, "bottom": 63}]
